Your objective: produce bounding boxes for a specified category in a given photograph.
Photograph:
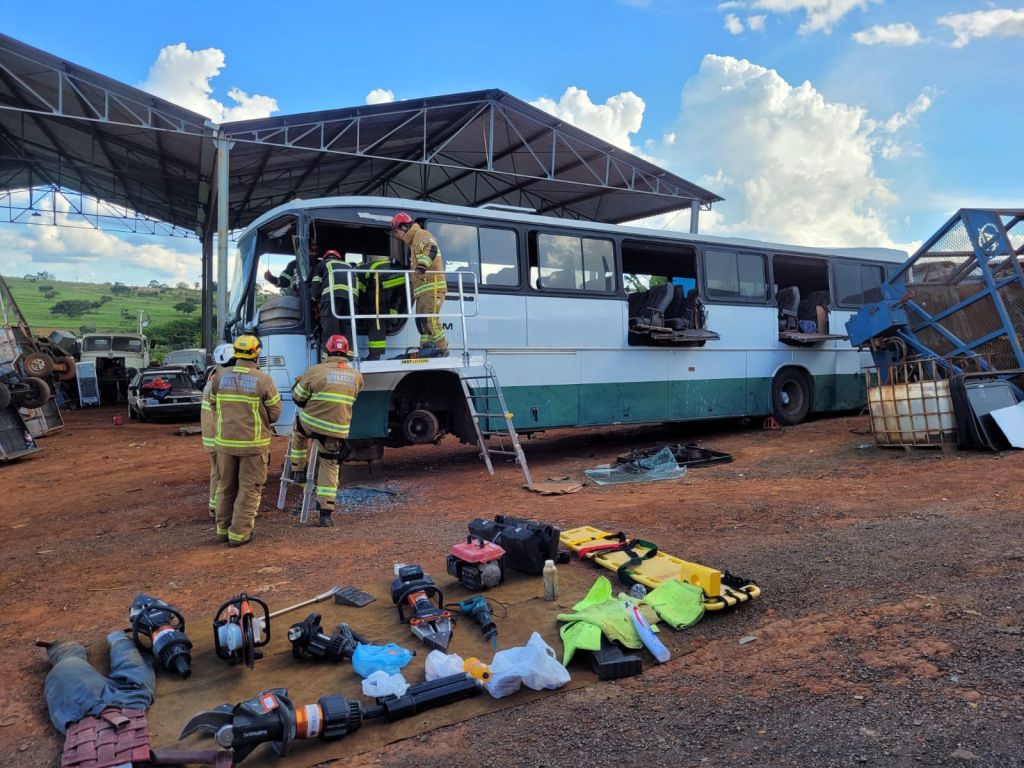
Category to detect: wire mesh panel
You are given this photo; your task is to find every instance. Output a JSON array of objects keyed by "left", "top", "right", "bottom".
[{"left": 896, "top": 210, "right": 1024, "bottom": 372}]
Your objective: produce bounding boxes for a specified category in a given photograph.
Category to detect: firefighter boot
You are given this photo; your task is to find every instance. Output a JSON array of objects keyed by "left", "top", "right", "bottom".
[{"left": 316, "top": 502, "right": 334, "bottom": 527}]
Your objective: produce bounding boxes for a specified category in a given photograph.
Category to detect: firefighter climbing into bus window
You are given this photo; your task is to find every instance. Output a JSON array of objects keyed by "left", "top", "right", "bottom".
[
  {"left": 310, "top": 248, "right": 364, "bottom": 352},
  {"left": 358, "top": 249, "right": 407, "bottom": 361},
  {"left": 287, "top": 334, "right": 364, "bottom": 527},
  {"left": 392, "top": 212, "right": 448, "bottom": 357},
  {"left": 264, "top": 259, "right": 298, "bottom": 296},
  {"left": 200, "top": 343, "right": 235, "bottom": 519},
  {"left": 209, "top": 335, "right": 281, "bottom": 547}
]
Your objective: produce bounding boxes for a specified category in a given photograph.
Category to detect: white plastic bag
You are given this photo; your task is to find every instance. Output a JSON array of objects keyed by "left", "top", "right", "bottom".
[
  {"left": 486, "top": 632, "right": 571, "bottom": 699},
  {"left": 424, "top": 650, "right": 465, "bottom": 681},
  {"left": 361, "top": 671, "right": 410, "bottom": 698}
]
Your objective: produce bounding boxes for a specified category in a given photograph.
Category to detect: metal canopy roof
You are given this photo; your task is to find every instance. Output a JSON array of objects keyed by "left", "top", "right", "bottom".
[
  {"left": 0, "top": 33, "right": 720, "bottom": 236},
  {"left": 220, "top": 90, "right": 722, "bottom": 229}
]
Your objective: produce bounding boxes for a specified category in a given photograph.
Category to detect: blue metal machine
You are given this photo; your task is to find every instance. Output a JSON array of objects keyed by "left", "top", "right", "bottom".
[{"left": 847, "top": 208, "right": 1024, "bottom": 383}]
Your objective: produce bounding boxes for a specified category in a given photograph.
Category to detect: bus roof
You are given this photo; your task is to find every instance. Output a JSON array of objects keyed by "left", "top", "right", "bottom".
[{"left": 243, "top": 196, "right": 908, "bottom": 263}]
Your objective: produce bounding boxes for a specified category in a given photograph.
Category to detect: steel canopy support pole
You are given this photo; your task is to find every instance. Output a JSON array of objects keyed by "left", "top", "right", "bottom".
[
  {"left": 689, "top": 200, "right": 700, "bottom": 234},
  {"left": 214, "top": 132, "right": 232, "bottom": 342},
  {"left": 200, "top": 225, "right": 214, "bottom": 354}
]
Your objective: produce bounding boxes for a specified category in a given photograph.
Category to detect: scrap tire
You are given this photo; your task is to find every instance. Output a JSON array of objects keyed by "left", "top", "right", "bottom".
[
  {"left": 0, "top": 382, "right": 10, "bottom": 411},
  {"left": 771, "top": 368, "right": 812, "bottom": 426},
  {"left": 16, "top": 376, "right": 51, "bottom": 409},
  {"left": 23, "top": 352, "right": 54, "bottom": 377},
  {"left": 57, "top": 356, "right": 77, "bottom": 382}
]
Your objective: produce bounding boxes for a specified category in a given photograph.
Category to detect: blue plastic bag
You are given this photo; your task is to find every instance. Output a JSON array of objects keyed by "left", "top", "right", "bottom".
[{"left": 351, "top": 643, "right": 415, "bottom": 678}]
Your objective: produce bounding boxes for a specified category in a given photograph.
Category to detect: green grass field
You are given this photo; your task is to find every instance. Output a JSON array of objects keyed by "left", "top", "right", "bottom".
[{"left": 5, "top": 276, "right": 203, "bottom": 335}]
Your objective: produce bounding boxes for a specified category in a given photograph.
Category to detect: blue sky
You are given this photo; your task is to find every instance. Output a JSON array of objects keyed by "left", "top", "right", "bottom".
[{"left": 2, "top": 0, "right": 1022, "bottom": 284}]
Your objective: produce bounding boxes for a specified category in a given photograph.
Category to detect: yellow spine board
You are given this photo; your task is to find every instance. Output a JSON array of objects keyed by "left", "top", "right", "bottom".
[{"left": 559, "top": 526, "right": 761, "bottom": 611}]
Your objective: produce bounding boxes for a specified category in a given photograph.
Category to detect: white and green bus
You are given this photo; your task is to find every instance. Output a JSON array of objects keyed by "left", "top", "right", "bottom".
[{"left": 226, "top": 196, "right": 905, "bottom": 448}]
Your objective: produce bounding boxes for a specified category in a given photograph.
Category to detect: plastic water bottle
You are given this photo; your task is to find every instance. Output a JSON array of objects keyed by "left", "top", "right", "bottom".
[
  {"left": 542, "top": 560, "right": 558, "bottom": 601},
  {"left": 629, "top": 583, "right": 647, "bottom": 600}
]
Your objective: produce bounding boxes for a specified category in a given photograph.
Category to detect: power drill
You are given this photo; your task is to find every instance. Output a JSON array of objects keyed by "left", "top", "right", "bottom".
[{"left": 457, "top": 596, "right": 498, "bottom": 649}]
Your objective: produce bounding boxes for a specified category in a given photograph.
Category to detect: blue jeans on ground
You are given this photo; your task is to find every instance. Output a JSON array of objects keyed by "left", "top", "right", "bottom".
[{"left": 44, "top": 631, "right": 156, "bottom": 734}]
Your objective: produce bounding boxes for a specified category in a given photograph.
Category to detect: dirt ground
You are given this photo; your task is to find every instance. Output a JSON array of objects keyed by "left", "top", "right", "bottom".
[{"left": 1, "top": 406, "right": 1022, "bottom": 767}]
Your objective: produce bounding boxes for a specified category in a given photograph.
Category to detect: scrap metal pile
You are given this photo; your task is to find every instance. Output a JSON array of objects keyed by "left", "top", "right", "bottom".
[{"left": 847, "top": 209, "right": 1024, "bottom": 450}]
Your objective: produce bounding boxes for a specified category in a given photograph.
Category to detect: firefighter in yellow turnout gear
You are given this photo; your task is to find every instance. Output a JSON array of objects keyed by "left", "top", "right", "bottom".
[
  {"left": 287, "top": 334, "right": 364, "bottom": 526},
  {"left": 360, "top": 254, "right": 406, "bottom": 360},
  {"left": 200, "top": 344, "right": 236, "bottom": 517},
  {"left": 210, "top": 335, "right": 282, "bottom": 546},
  {"left": 392, "top": 212, "right": 448, "bottom": 357}
]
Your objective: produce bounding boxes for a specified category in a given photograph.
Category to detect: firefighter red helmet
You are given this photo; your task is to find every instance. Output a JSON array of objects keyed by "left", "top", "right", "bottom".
[
  {"left": 325, "top": 335, "right": 350, "bottom": 356},
  {"left": 391, "top": 212, "right": 413, "bottom": 231},
  {"left": 322, "top": 249, "right": 342, "bottom": 260}
]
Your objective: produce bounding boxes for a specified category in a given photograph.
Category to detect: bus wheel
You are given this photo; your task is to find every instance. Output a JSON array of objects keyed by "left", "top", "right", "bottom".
[
  {"left": 403, "top": 408, "right": 441, "bottom": 444},
  {"left": 771, "top": 369, "right": 811, "bottom": 426}
]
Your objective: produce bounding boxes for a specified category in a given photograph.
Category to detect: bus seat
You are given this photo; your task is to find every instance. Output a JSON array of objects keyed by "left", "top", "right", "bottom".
[
  {"left": 628, "top": 290, "right": 649, "bottom": 326},
  {"left": 541, "top": 269, "right": 575, "bottom": 289},
  {"left": 664, "top": 285, "right": 689, "bottom": 330},
  {"left": 486, "top": 267, "right": 517, "bottom": 286},
  {"left": 776, "top": 286, "right": 800, "bottom": 332},
  {"left": 682, "top": 289, "right": 707, "bottom": 330},
  {"left": 635, "top": 283, "right": 674, "bottom": 327},
  {"left": 798, "top": 290, "right": 830, "bottom": 333}
]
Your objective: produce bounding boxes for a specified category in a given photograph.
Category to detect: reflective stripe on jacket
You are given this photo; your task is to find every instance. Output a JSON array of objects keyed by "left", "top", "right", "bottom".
[
  {"left": 200, "top": 372, "right": 216, "bottom": 452},
  {"left": 291, "top": 359, "right": 364, "bottom": 439},
  {"left": 210, "top": 360, "right": 282, "bottom": 455},
  {"left": 404, "top": 224, "right": 446, "bottom": 297}
]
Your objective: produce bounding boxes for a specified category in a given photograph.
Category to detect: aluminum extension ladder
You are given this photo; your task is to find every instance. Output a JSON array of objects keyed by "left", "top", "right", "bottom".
[
  {"left": 276, "top": 439, "right": 319, "bottom": 523},
  {"left": 459, "top": 363, "right": 533, "bottom": 488}
]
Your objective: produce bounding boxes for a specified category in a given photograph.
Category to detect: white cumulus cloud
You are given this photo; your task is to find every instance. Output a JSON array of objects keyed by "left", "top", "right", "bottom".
[
  {"left": 530, "top": 87, "right": 646, "bottom": 153},
  {"left": 725, "top": 13, "right": 746, "bottom": 33},
  {"left": 0, "top": 193, "right": 200, "bottom": 284},
  {"left": 852, "top": 22, "right": 923, "bottom": 46},
  {"left": 138, "top": 43, "right": 279, "bottom": 123},
  {"left": 661, "top": 54, "right": 934, "bottom": 247},
  {"left": 938, "top": 6, "right": 1024, "bottom": 48},
  {"left": 747, "top": 14, "right": 767, "bottom": 30},
  {"left": 366, "top": 88, "right": 396, "bottom": 105},
  {"left": 751, "top": 0, "right": 877, "bottom": 34}
]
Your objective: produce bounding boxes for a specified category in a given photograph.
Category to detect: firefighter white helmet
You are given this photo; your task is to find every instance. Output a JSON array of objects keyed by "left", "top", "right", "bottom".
[{"left": 213, "top": 343, "right": 234, "bottom": 365}]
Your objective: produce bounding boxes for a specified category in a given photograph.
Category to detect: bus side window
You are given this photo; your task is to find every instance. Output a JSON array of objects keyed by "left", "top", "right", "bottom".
[
  {"left": 533, "top": 232, "right": 616, "bottom": 292},
  {"left": 835, "top": 263, "right": 884, "bottom": 306},
  {"left": 480, "top": 227, "right": 519, "bottom": 287},
  {"left": 432, "top": 222, "right": 480, "bottom": 278},
  {"left": 705, "top": 249, "right": 768, "bottom": 302}
]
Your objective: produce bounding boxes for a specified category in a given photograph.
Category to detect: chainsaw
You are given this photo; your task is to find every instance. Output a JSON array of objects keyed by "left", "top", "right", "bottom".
[{"left": 213, "top": 593, "right": 270, "bottom": 669}]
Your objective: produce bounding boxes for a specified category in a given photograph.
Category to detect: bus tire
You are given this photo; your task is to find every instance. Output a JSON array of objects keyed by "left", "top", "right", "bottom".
[
  {"left": 403, "top": 408, "right": 441, "bottom": 444},
  {"left": 771, "top": 368, "right": 812, "bottom": 426}
]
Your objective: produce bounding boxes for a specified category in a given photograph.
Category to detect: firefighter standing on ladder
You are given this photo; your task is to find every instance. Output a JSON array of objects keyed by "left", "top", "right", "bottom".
[
  {"left": 392, "top": 212, "right": 448, "bottom": 357},
  {"left": 287, "top": 334, "right": 364, "bottom": 526},
  {"left": 210, "top": 335, "right": 282, "bottom": 547}
]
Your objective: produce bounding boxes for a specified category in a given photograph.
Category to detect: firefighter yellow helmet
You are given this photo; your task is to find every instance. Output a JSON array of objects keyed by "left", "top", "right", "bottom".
[{"left": 233, "top": 335, "right": 262, "bottom": 360}]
